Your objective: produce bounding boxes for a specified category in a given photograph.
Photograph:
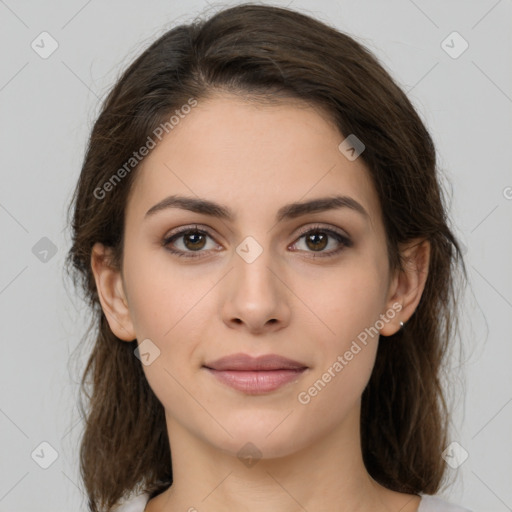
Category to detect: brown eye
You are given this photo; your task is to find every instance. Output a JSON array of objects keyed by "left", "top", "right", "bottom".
[
  {"left": 163, "top": 227, "right": 218, "bottom": 258},
  {"left": 182, "top": 232, "right": 207, "bottom": 251},
  {"left": 290, "top": 226, "right": 352, "bottom": 258},
  {"left": 305, "top": 232, "right": 328, "bottom": 251}
]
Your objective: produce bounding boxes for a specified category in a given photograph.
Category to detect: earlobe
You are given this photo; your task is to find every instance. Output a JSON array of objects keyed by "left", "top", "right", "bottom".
[
  {"left": 90, "top": 242, "right": 136, "bottom": 341},
  {"left": 380, "top": 239, "right": 430, "bottom": 337}
]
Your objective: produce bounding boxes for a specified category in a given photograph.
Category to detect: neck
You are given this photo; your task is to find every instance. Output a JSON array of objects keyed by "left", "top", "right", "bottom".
[{"left": 147, "top": 404, "right": 420, "bottom": 512}]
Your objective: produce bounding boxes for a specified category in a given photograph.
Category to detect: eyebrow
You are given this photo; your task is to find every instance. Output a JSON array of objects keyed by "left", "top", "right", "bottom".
[{"left": 144, "top": 194, "right": 369, "bottom": 223}]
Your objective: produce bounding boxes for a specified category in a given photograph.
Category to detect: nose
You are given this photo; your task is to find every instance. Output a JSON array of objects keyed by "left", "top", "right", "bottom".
[{"left": 221, "top": 243, "right": 291, "bottom": 335}]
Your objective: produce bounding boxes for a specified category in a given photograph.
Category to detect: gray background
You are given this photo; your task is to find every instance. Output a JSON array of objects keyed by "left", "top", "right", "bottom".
[{"left": 1, "top": 0, "right": 511, "bottom": 511}]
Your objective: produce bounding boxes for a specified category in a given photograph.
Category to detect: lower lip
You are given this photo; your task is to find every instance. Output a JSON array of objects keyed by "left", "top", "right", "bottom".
[{"left": 204, "top": 368, "right": 306, "bottom": 394}]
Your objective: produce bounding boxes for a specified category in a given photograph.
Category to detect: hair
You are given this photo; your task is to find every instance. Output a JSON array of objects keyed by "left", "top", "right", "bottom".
[{"left": 65, "top": 3, "right": 467, "bottom": 511}]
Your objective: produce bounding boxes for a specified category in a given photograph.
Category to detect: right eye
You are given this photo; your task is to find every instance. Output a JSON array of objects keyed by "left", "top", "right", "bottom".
[{"left": 162, "top": 226, "right": 221, "bottom": 258}]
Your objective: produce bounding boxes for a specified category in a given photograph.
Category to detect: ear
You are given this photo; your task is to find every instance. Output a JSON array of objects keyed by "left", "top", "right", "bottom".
[
  {"left": 90, "top": 242, "right": 136, "bottom": 341},
  {"left": 379, "top": 238, "right": 430, "bottom": 336}
]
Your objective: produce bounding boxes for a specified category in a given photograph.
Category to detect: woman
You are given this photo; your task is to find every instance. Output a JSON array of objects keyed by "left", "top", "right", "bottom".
[{"left": 66, "top": 4, "right": 471, "bottom": 511}]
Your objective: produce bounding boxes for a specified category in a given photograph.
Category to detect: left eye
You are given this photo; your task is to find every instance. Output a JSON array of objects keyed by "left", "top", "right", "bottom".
[
  {"left": 290, "top": 228, "right": 352, "bottom": 257},
  {"left": 162, "top": 226, "right": 351, "bottom": 258}
]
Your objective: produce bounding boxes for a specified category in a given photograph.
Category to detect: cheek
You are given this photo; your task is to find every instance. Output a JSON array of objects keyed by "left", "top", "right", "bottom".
[
  {"left": 122, "top": 245, "right": 212, "bottom": 342},
  {"left": 294, "top": 280, "right": 383, "bottom": 426},
  {"left": 292, "top": 256, "right": 388, "bottom": 348},
  {"left": 122, "top": 248, "right": 212, "bottom": 411},
  {"left": 291, "top": 255, "right": 387, "bottom": 402}
]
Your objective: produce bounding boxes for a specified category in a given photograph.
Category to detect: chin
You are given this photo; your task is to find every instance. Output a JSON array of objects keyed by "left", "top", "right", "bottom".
[
  {"left": 215, "top": 433, "right": 311, "bottom": 462},
  {"left": 199, "top": 411, "right": 317, "bottom": 461}
]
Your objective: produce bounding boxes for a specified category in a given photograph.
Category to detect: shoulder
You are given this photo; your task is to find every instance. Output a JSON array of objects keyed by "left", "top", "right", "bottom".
[
  {"left": 110, "top": 491, "right": 151, "bottom": 512},
  {"left": 418, "top": 494, "right": 473, "bottom": 512}
]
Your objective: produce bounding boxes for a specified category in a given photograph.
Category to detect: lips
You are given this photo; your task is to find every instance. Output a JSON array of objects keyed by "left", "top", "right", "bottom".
[
  {"left": 202, "top": 353, "right": 308, "bottom": 394},
  {"left": 203, "top": 353, "right": 308, "bottom": 371}
]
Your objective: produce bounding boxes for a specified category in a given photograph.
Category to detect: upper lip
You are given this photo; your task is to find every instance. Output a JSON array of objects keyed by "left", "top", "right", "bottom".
[{"left": 203, "top": 353, "right": 308, "bottom": 371}]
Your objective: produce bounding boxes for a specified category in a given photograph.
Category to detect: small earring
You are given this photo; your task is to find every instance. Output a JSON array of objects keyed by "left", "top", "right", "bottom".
[{"left": 399, "top": 321, "right": 404, "bottom": 329}]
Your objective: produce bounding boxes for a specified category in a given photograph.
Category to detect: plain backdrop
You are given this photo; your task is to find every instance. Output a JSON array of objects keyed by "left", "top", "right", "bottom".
[{"left": 1, "top": 1, "right": 511, "bottom": 511}]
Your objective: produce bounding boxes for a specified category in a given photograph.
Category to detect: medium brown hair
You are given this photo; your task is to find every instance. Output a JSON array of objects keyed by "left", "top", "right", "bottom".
[{"left": 65, "top": 3, "right": 467, "bottom": 511}]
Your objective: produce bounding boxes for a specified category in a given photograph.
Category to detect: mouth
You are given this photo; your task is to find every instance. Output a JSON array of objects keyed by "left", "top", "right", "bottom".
[{"left": 202, "top": 353, "right": 308, "bottom": 394}]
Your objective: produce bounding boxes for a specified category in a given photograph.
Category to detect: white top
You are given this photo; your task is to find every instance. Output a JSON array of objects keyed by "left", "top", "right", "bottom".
[
  {"left": 112, "top": 492, "right": 473, "bottom": 511},
  {"left": 418, "top": 495, "right": 473, "bottom": 511}
]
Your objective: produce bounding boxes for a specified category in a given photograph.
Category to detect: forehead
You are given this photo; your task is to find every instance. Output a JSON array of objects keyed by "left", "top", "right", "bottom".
[{"left": 126, "top": 94, "right": 381, "bottom": 229}]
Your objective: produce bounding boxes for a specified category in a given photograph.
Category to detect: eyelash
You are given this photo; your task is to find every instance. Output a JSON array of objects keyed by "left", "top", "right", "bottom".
[{"left": 162, "top": 224, "right": 352, "bottom": 259}]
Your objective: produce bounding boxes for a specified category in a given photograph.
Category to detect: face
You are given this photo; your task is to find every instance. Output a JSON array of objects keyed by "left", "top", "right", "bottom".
[{"left": 101, "top": 94, "right": 405, "bottom": 459}]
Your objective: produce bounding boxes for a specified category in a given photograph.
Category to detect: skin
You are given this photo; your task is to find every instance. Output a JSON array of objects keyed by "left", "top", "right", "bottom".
[{"left": 91, "top": 93, "right": 430, "bottom": 512}]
